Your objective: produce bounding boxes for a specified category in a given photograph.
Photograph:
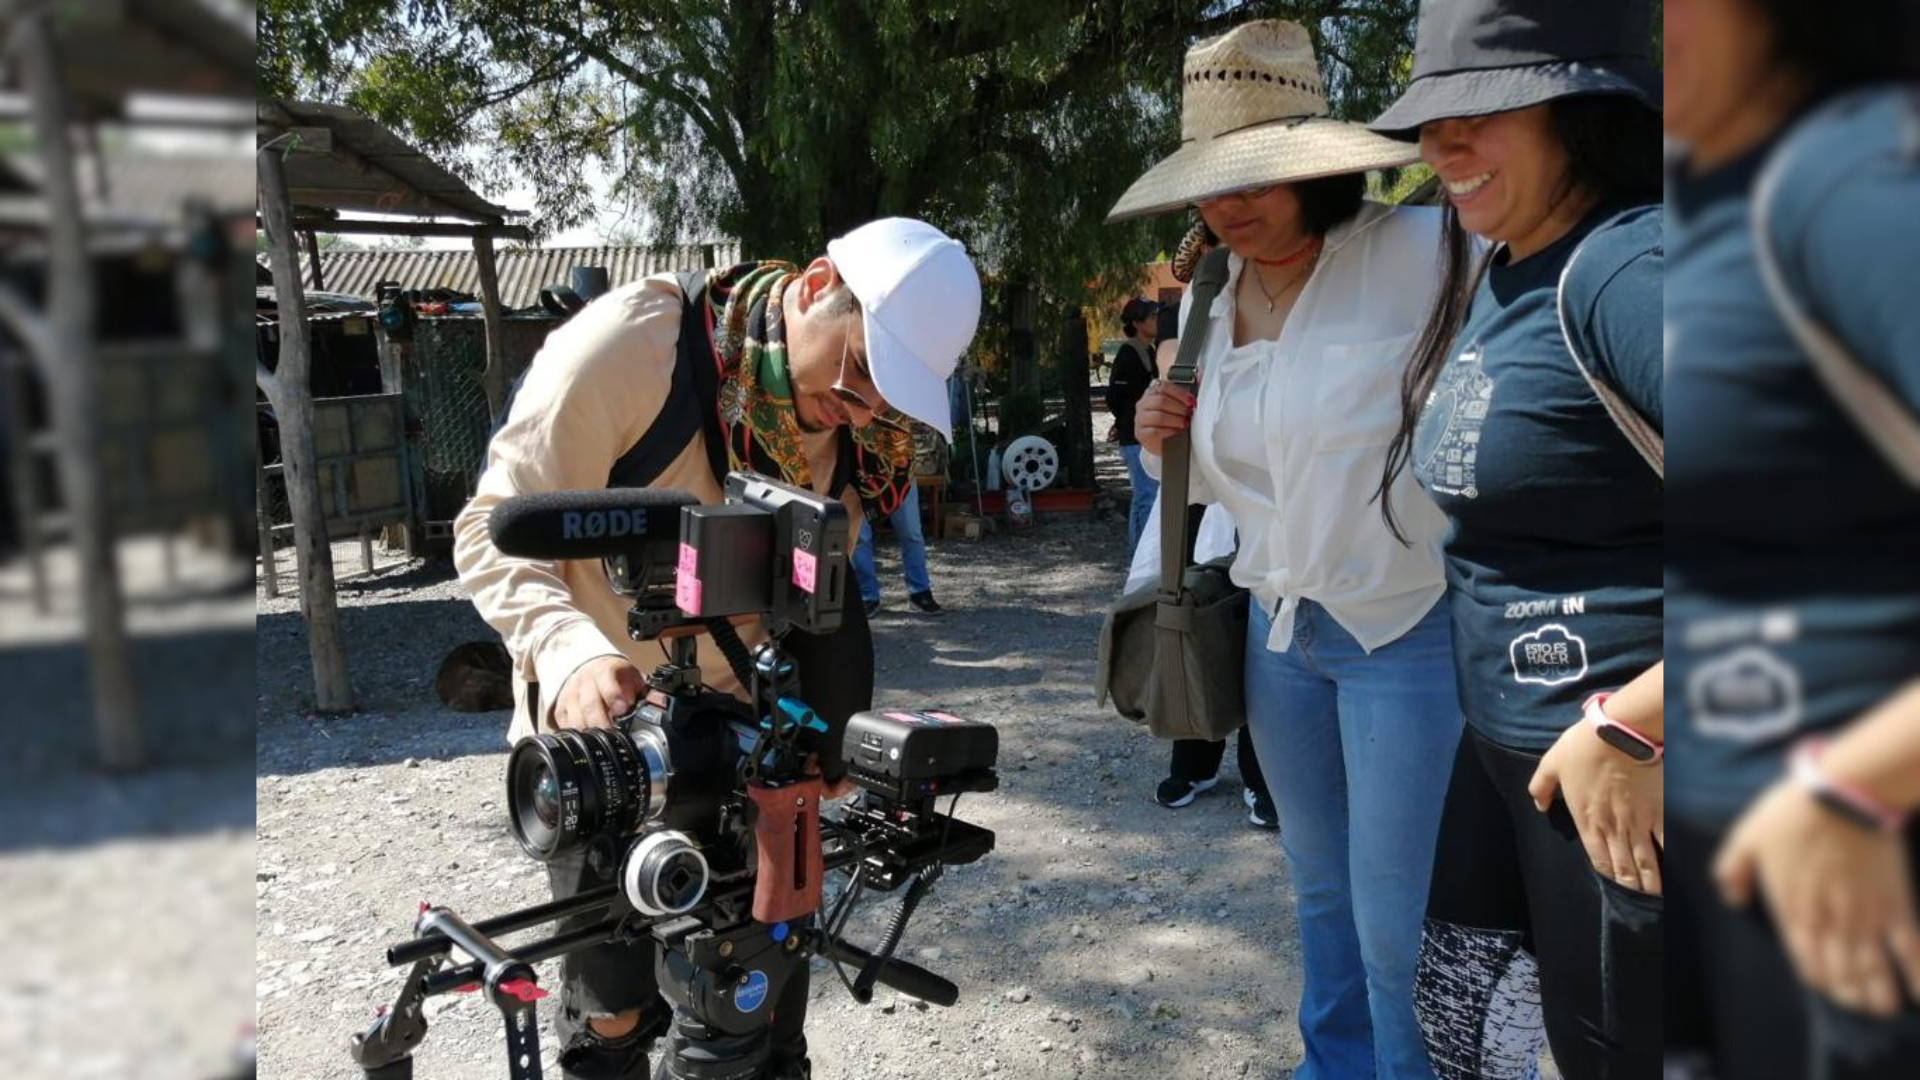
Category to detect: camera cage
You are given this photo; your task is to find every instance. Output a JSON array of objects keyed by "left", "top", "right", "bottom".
[{"left": 349, "top": 471, "right": 998, "bottom": 1080}]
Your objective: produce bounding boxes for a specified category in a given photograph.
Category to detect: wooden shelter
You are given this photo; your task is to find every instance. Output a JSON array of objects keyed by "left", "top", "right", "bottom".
[
  {"left": 255, "top": 99, "right": 528, "bottom": 715},
  {"left": 0, "top": 0, "right": 253, "bottom": 771}
]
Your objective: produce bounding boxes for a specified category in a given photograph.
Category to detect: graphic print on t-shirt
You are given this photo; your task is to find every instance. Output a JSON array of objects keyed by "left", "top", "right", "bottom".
[
  {"left": 1414, "top": 342, "right": 1493, "bottom": 499},
  {"left": 1508, "top": 623, "right": 1589, "bottom": 687},
  {"left": 1687, "top": 644, "right": 1805, "bottom": 744}
]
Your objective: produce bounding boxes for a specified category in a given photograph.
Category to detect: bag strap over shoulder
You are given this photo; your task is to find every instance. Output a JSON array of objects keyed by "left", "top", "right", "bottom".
[
  {"left": 1556, "top": 219, "right": 1664, "bottom": 479},
  {"left": 1752, "top": 96, "right": 1920, "bottom": 487},
  {"left": 1157, "top": 247, "right": 1232, "bottom": 599},
  {"left": 608, "top": 270, "right": 727, "bottom": 488}
]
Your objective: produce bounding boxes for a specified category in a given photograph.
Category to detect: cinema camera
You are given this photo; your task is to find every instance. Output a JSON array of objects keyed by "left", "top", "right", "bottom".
[{"left": 348, "top": 473, "right": 999, "bottom": 1080}]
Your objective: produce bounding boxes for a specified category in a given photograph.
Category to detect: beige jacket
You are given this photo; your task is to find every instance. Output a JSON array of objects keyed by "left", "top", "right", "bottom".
[{"left": 453, "top": 274, "right": 859, "bottom": 744}]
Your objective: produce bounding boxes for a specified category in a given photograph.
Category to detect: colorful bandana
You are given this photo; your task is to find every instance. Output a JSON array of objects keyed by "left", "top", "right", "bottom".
[{"left": 704, "top": 262, "right": 917, "bottom": 515}]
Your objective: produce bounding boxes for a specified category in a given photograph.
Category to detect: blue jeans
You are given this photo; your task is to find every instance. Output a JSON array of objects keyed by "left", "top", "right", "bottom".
[
  {"left": 851, "top": 482, "right": 931, "bottom": 603},
  {"left": 1242, "top": 597, "right": 1462, "bottom": 1080},
  {"left": 1119, "top": 443, "right": 1158, "bottom": 556}
]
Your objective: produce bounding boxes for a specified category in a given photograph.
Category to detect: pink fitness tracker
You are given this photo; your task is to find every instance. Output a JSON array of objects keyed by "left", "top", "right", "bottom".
[
  {"left": 1583, "top": 692, "right": 1662, "bottom": 764},
  {"left": 1791, "top": 737, "right": 1911, "bottom": 835}
]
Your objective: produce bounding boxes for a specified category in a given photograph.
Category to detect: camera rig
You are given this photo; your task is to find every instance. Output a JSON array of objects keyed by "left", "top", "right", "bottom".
[{"left": 349, "top": 474, "right": 999, "bottom": 1080}]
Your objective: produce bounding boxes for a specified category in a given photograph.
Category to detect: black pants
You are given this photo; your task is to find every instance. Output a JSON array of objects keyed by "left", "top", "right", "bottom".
[
  {"left": 1415, "top": 728, "right": 1663, "bottom": 1080},
  {"left": 547, "top": 599, "right": 874, "bottom": 1069},
  {"left": 1667, "top": 813, "right": 1920, "bottom": 1080},
  {"left": 1167, "top": 726, "right": 1270, "bottom": 798}
]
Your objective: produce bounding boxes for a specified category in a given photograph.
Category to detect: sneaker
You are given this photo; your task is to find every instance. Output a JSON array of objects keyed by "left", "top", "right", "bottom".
[
  {"left": 907, "top": 590, "right": 944, "bottom": 615},
  {"left": 1244, "top": 786, "right": 1278, "bottom": 830},
  {"left": 1154, "top": 776, "right": 1218, "bottom": 808},
  {"left": 863, "top": 598, "right": 882, "bottom": 618}
]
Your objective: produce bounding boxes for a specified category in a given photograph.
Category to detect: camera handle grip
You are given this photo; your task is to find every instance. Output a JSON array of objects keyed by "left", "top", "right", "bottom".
[
  {"left": 747, "top": 778, "right": 826, "bottom": 924},
  {"left": 822, "top": 934, "right": 960, "bottom": 1007}
]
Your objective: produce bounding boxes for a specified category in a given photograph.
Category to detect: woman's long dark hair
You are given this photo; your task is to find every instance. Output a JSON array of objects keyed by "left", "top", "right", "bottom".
[
  {"left": 1374, "top": 94, "right": 1665, "bottom": 543},
  {"left": 1753, "top": 0, "right": 1920, "bottom": 85}
]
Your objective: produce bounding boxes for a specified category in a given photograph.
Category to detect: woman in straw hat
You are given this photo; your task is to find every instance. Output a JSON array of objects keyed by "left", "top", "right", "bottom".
[
  {"left": 1660, "top": 1, "right": 1920, "bottom": 1077},
  {"left": 1113, "top": 20, "right": 1464, "bottom": 1080},
  {"left": 1367, "top": 1, "right": 1665, "bottom": 1077}
]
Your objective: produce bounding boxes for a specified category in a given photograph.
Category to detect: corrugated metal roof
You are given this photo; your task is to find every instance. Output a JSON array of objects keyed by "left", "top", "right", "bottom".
[
  {"left": 0, "top": 153, "right": 252, "bottom": 231},
  {"left": 102, "top": 153, "right": 254, "bottom": 219},
  {"left": 269, "top": 243, "right": 746, "bottom": 308}
]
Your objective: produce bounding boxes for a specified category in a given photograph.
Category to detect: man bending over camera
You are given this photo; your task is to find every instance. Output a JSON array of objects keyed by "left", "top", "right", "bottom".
[{"left": 454, "top": 218, "right": 981, "bottom": 1080}]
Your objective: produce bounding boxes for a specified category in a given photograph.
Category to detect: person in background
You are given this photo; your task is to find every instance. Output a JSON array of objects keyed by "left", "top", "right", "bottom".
[
  {"left": 1106, "top": 296, "right": 1161, "bottom": 555},
  {"left": 1370, "top": 1, "right": 1666, "bottom": 1076},
  {"left": 850, "top": 475, "right": 942, "bottom": 617},
  {"left": 1118, "top": 21, "right": 1459, "bottom": 1080},
  {"left": 1662, "top": 0, "right": 1920, "bottom": 1075}
]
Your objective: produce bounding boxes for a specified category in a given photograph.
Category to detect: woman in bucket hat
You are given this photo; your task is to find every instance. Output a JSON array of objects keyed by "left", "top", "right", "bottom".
[
  {"left": 1369, "top": 2, "right": 1665, "bottom": 1077},
  {"left": 1114, "top": 20, "right": 1464, "bottom": 1080},
  {"left": 1661, "top": 1, "right": 1920, "bottom": 1077}
]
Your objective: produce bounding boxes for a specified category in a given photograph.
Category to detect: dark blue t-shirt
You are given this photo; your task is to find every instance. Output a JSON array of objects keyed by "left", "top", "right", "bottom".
[
  {"left": 1665, "top": 88, "right": 1920, "bottom": 825},
  {"left": 1412, "top": 201, "right": 1665, "bottom": 751}
]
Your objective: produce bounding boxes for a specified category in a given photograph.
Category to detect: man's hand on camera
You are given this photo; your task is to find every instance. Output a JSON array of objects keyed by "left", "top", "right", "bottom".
[{"left": 553, "top": 656, "right": 644, "bottom": 730}]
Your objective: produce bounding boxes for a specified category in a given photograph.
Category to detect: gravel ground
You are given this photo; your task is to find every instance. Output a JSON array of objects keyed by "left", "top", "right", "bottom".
[
  {"left": 254, "top": 436, "right": 1556, "bottom": 1080},
  {"left": 253, "top": 433, "right": 1326, "bottom": 1080},
  {"left": 0, "top": 537, "right": 255, "bottom": 1080}
]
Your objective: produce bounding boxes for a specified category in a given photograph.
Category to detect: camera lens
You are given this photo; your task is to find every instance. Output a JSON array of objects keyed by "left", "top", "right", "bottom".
[
  {"left": 507, "top": 729, "right": 658, "bottom": 860},
  {"left": 621, "top": 830, "right": 709, "bottom": 917},
  {"left": 531, "top": 767, "right": 561, "bottom": 830}
]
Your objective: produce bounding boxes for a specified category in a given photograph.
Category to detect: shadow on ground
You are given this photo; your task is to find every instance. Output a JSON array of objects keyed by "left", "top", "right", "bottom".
[{"left": 0, "top": 625, "right": 255, "bottom": 852}]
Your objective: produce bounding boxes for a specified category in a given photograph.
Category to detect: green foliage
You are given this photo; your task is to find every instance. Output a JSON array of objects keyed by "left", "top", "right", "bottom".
[{"left": 260, "top": 0, "right": 1423, "bottom": 320}]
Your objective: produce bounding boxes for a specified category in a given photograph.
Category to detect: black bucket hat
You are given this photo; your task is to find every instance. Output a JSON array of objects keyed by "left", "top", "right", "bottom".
[{"left": 1370, "top": 0, "right": 1661, "bottom": 140}]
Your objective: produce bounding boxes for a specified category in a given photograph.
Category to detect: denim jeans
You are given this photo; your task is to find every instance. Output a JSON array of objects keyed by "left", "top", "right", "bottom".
[
  {"left": 1242, "top": 597, "right": 1463, "bottom": 1080},
  {"left": 851, "top": 482, "right": 931, "bottom": 602},
  {"left": 1119, "top": 443, "right": 1158, "bottom": 556}
]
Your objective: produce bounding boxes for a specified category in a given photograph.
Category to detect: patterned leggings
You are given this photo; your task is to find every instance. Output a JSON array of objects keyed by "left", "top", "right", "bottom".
[{"left": 1414, "top": 729, "right": 1663, "bottom": 1080}]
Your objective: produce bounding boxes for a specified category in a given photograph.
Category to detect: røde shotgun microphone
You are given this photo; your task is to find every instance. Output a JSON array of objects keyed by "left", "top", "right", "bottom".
[{"left": 488, "top": 488, "right": 698, "bottom": 561}]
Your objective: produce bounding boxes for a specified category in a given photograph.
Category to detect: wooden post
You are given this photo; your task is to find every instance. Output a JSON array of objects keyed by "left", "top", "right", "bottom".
[
  {"left": 305, "top": 230, "right": 326, "bottom": 292},
  {"left": 255, "top": 433, "right": 278, "bottom": 599},
  {"left": 258, "top": 140, "right": 355, "bottom": 714},
  {"left": 1, "top": 345, "right": 48, "bottom": 612},
  {"left": 1008, "top": 282, "right": 1037, "bottom": 401},
  {"left": 472, "top": 230, "right": 510, "bottom": 420},
  {"left": 12, "top": 12, "right": 144, "bottom": 770},
  {"left": 1058, "top": 309, "right": 1095, "bottom": 490}
]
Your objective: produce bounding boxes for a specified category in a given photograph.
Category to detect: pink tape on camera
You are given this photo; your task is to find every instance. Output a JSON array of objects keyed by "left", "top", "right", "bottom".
[
  {"left": 791, "top": 549, "right": 818, "bottom": 595},
  {"left": 674, "top": 543, "right": 702, "bottom": 614}
]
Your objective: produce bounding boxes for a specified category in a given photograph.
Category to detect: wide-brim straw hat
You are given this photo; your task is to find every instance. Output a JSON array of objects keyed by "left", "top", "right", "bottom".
[
  {"left": 1369, "top": 0, "right": 1661, "bottom": 140},
  {"left": 1107, "top": 21, "right": 1421, "bottom": 223}
]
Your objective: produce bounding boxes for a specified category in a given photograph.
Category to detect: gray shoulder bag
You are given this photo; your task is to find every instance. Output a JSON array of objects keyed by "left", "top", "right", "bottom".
[{"left": 1095, "top": 249, "right": 1247, "bottom": 740}]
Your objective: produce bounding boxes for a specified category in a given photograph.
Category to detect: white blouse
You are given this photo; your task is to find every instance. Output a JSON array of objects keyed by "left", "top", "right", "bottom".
[{"left": 1147, "top": 200, "right": 1454, "bottom": 654}]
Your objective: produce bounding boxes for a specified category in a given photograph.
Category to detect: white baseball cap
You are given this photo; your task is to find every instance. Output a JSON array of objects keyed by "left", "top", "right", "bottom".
[{"left": 825, "top": 217, "right": 981, "bottom": 442}]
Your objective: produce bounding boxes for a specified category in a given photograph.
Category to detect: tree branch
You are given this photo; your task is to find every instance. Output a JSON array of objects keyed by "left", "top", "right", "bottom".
[
  {"left": 529, "top": 16, "right": 748, "bottom": 181},
  {"left": 470, "top": 49, "right": 588, "bottom": 114}
]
